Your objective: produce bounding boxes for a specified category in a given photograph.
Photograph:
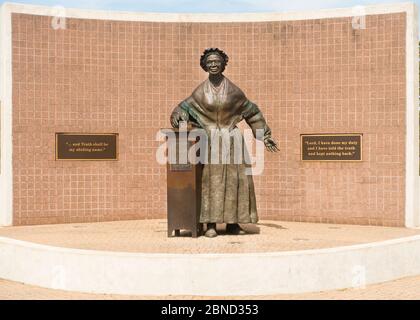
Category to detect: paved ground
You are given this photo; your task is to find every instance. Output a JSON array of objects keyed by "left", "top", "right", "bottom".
[
  {"left": 1, "top": 275, "right": 420, "bottom": 300},
  {"left": 1, "top": 219, "right": 419, "bottom": 299},
  {"left": 0, "top": 219, "right": 419, "bottom": 253}
]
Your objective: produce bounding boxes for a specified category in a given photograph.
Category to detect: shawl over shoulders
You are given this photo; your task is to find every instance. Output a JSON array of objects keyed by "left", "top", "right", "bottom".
[{"left": 174, "top": 77, "right": 271, "bottom": 141}]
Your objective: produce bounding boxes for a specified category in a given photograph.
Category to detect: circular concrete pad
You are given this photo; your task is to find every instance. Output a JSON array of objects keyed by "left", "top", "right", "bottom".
[{"left": 0, "top": 219, "right": 419, "bottom": 253}]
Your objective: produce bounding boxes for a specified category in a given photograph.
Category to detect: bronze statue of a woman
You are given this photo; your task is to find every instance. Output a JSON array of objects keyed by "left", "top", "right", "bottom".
[{"left": 170, "top": 48, "right": 279, "bottom": 238}]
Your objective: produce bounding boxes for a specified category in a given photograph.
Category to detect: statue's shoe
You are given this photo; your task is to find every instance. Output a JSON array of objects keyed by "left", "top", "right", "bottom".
[
  {"left": 226, "top": 223, "right": 246, "bottom": 235},
  {"left": 205, "top": 228, "right": 218, "bottom": 238}
]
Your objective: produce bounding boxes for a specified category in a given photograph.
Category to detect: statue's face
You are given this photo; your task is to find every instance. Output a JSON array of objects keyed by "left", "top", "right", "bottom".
[{"left": 205, "top": 54, "right": 224, "bottom": 75}]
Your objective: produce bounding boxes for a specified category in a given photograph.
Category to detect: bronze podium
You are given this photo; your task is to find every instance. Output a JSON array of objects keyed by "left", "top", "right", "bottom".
[{"left": 162, "top": 128, "right": 203, "bottom": 238}]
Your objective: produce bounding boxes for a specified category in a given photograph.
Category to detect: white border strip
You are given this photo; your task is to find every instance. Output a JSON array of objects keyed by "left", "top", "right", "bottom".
[
  {"left": 1, "top": 235, "right": 420, "bottom": 295},
  {"left": 405, "top": 3, "right": 420, "bottom": 228},
  {"left": 0, "top": 4, "right": 13, "bottom": 226}
]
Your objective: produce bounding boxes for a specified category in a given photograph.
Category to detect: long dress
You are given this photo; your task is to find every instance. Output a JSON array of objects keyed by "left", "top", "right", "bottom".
[{"left": 171, "top": 76, "right": 272, "bottom": 224}]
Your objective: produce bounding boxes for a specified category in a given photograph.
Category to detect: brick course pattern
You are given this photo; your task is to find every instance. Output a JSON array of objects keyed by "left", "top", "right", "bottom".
[{"left": 11, "top": 13, "right": 407, "bottom": 226}]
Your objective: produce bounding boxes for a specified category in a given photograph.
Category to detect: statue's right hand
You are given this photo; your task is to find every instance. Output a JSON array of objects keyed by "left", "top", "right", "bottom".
[
  {"left": 170, "top": 108, "right": 188, "bottom": 128},
  {"left": 170, "top": 112, "right": 181, "bottom": 128}
]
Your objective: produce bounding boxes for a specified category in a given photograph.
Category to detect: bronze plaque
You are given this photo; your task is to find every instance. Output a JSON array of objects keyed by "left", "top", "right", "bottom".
[
  {"left": 56, "top": 133, "right": 118, "bottom": 160},
  {"left": 301, "top": 134, "right": 362, "bottom": 161}
]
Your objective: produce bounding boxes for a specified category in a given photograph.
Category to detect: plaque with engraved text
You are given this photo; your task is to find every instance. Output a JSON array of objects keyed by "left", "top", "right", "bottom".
[
  {"left": 56, "top": 133, "right": 118, "bottom": 160},
  {"left": 301, "top": 134, "right": 362, "bottom": 161}
]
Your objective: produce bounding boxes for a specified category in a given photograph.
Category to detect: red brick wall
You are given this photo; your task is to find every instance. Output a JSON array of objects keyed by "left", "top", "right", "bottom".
[{"left": 12, "top": 12, "right": 406, "bottom": 226}]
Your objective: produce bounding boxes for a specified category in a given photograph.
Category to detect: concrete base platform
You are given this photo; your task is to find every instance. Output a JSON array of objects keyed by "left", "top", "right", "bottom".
[
  {"left": 0, "top": 219, "right": 419, "bottom": 253},
  {"left": 0, "top": 219, "right": 420, "bottom": 296}
]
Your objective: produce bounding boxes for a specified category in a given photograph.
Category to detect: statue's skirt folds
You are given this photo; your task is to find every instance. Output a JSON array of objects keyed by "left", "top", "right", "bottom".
[{"left": 199, "top": 127, "right": 258, "bottom": 224}]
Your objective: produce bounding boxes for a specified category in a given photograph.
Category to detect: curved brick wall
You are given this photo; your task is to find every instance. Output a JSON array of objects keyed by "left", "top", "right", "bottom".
[{"left": 11, "top": 11, "right": 407, "bottom": 226}]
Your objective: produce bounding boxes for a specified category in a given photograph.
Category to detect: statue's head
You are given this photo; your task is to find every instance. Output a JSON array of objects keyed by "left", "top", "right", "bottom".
[{"left": 200, "top": 48, "right": 229, "bottom": 75}]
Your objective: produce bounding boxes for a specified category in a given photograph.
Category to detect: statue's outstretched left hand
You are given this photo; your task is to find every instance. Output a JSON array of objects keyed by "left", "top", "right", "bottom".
[{"left": 264, "top": 137, "right": 279, "bottom": 152}]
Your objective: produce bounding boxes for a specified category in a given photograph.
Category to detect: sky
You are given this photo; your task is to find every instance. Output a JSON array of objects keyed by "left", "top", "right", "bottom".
[{"left": 0, "top": 0, "right": 416, "bottom": 14}]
